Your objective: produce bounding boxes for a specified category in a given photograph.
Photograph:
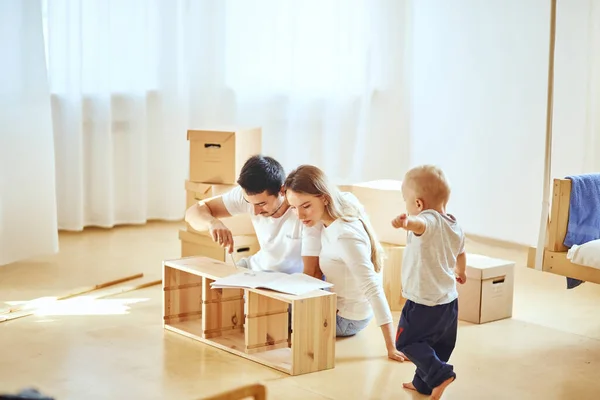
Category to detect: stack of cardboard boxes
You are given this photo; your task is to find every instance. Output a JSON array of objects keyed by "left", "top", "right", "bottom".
[
  {"left": 338, "top": 180, "right": 516, "bottom": 324},
  {"left": 180, "top": 127, "right": 262, "bottom": 266}
]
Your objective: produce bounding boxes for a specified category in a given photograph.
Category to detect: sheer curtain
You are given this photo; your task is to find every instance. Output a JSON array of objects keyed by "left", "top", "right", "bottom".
[
  {"left": 45, "top": 0, "right": 412, "bottom": 231},
  {"left": 0, "top": 0, "right": 58, "bottom": 266},
  {"left": 46, "top": 0, "right": 189, "bottom": 230}
]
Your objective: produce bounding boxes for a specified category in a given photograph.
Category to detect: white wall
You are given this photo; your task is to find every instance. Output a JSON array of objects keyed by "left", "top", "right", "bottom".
[
  {"left": 551, "top": 0, "right": 600, "bottom": 178},
  {"left": 410, "top": 0, "right": 597, "bottom": 246}
]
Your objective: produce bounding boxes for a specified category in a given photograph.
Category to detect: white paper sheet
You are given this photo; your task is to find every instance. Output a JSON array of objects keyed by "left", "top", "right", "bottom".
[{"left": 210, "top": 271, "right": 332, "bottom": 296}]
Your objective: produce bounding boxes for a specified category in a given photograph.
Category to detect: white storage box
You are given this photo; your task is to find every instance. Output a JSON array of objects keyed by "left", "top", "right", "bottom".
[{"left": 457, "top": 253, "right": 515, "bottom": 324}]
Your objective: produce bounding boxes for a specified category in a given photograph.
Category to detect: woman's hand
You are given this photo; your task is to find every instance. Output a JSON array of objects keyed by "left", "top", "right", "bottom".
[
  {"left": 387, "top": 347, "right": 409, "bottom": 362},
  {"left": 381, "top": 322, "right": 410, "bottom": 362}
]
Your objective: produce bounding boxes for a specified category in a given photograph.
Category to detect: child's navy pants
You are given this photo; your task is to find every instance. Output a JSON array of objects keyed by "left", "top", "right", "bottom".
[{"left": 395, "top": 298, "right": 458, "bottom": 395}]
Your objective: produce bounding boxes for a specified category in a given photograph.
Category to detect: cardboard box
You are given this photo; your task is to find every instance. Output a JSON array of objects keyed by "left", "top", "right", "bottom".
[
  {"left": 185, "top": 180, "right": 238, "bottom": 208},
  {"left": 338, "top": 180, "right": 407, "bottom": 245},
  {"left": 179, "top": 229, "right": 260, "bottom": 266},
  {"left": 457, "top": 253, "right": 515, "bottom": 324},
  {"left": 381, "top": 244, "right": 405, "bottom": 311},
  {"left": 186, "top": 218, "right": 255, "bottom": 238},
  {"left": 187, "top": 127, "right": 262, "bottom": 184}
]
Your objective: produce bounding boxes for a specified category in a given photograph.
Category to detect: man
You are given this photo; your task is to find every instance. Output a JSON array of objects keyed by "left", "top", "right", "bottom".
[{"left": 185, "top": 155, "right": 321, "bottom": 276}]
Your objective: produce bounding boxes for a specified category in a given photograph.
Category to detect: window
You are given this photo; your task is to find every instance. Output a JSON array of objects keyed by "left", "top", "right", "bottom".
[
  {"left": 42, "top": 0, "right": 160, "bottom": 94},
  {"left": 41, "top": 0, "right": 372, "bottom": 97},
  {"left": 223, "top": 0, "right": 370, "bottom": 98}
]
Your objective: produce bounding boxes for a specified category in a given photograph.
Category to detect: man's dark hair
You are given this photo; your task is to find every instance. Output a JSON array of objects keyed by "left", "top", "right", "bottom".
[{"left": 237, "top": 155, "right": 285, "bottom": 196}]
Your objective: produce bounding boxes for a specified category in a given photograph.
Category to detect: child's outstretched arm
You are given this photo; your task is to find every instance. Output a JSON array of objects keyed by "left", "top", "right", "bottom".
[
  {"left": 455, "top": 251, "right": 467, "bottom": 284},
  {"left": 391, "top": 213, "right": 426, "bottom": 236}
]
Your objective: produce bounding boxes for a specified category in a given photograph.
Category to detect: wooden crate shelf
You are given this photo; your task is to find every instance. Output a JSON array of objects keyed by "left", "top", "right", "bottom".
[{"left": 162, "top": 256, "right": 336, "bottom": 376}]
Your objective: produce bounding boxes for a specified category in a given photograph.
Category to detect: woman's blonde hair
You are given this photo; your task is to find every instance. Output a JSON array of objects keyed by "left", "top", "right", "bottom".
[{"left": 284, "top": 165, "right": 385, "bottom": 273}]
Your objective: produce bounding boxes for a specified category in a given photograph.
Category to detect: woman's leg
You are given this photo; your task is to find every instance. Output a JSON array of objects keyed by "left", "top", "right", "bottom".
[{"left": 336, "top": 314, "right": 372, "bottom": 337}]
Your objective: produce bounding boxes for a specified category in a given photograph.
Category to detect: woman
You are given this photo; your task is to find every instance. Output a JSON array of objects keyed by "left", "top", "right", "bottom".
[{"left": 285, "top": 164, "right": 406, "bottom": 363}]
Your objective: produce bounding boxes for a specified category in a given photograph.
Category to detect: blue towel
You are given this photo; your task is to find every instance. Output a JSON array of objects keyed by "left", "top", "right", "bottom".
[
  {"left": 566, "top": 277, "right": 585, "bottom": 289},
  {"left": 563, "top": 173, "right": 600, "bottom": 248}
]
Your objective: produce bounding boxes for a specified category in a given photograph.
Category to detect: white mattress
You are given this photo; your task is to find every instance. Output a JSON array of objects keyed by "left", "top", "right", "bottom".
[{"left": 567, "top": 239, "right": 600, "bottom": 270}]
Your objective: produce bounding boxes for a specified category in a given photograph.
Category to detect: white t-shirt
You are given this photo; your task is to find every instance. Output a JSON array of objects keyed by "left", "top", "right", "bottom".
[
  {"left": 315, "top": 194, "right": 393, "bottom": 326},
  {"left": 221, "top": 186, "right": 321, "bottom": 274},
  {"left": 401, "top": 209, "right": 465, "bottom": 306}
]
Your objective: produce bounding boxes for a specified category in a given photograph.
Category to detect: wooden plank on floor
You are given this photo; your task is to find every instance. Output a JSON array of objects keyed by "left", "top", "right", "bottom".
[{"left": 0, "top": 273, "right": 145, "bottom": 315}]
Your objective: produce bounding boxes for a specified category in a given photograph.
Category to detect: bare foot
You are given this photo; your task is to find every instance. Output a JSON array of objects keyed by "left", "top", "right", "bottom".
[
  {"left": 402, "top": 382, "right": 416, "bottom": 391},
  {"left": 431, "top": 376, "right": 455, "bottom": 399}
]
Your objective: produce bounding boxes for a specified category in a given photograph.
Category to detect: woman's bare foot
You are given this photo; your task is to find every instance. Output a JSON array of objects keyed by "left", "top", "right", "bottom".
[
  {"left": 402, "top": 382, "right": 416, "bottom": 391},
  {"left": 431, "top": 376, "right": 455, "bottom": 399}
]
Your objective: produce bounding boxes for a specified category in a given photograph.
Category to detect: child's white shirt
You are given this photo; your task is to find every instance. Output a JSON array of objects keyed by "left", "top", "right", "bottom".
[{"left": 401, "top": 209, "right": 465, "bottom": 307}]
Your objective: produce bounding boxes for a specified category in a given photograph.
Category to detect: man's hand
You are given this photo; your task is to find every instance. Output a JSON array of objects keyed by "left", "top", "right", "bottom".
[
  {"left": 209, "top": 219, "right": 234, "bottom": 254},
  {"left": 454, "top": 268, "right": 467, "bottom": 284},
  {"left": 391, "top": 213, "right": 408, "bottom": 229}
]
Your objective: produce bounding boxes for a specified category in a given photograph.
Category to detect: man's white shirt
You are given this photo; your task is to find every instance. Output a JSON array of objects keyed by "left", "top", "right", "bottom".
[{"left": 221, "top": 186, "right": 321, "bottom": 273}]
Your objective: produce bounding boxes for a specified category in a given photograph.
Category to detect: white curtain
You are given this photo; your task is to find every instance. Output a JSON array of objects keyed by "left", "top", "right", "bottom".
[
  {"left": 410, "top": 0, "right": 600, "bottom": 246},
  {"left": 46, "top": 0, "right": 189, "bottom": 230},
  {"left": 0, "top": 0, "right": 58, "bottom": 266},
  {"left": 45, "top": 0, "right": 412, "bottom": 231}
]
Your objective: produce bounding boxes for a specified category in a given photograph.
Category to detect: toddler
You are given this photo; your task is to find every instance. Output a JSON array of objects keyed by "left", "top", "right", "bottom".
[{"left": 391, "top": 164, "right": 466, "bottom": 399}]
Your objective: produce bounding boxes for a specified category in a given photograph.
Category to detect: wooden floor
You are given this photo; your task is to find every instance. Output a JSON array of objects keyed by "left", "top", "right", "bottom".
[{"left": 1, "top": 221, "right": 600, "bottom": 400}]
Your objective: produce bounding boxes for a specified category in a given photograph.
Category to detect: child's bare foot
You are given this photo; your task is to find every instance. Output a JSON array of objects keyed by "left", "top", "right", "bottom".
[
  {"left": 431, "top": 376, "right": 455, "bottom": 399},
  {"left": 402, "top": 382, "right": 416, "bottom": 391}
]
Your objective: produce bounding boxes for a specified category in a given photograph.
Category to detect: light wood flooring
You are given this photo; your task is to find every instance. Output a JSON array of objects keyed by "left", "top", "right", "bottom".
[{"left": 1, "top": 221, "right": 599, "bottom": 399}]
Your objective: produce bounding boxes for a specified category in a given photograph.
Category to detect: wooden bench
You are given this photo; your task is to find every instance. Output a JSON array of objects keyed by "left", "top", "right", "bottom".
[{"left": 162, "top": 256, "right": 336, "bottom": 376}]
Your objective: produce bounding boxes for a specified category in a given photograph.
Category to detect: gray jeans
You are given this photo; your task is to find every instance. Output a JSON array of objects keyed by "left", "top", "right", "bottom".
[{"left": 336, "top": 314, "right": 372, "bottom": 337}]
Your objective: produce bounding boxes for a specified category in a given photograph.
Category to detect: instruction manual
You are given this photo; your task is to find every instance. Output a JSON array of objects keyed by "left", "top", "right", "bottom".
[{"left": 210, "top": 271, "right": 333, "bottom": 296}]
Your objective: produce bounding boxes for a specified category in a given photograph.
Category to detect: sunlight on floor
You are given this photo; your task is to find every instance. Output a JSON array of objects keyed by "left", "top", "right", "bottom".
[{"left": 3, "top": 296, "right": 150, "bottom": 316}]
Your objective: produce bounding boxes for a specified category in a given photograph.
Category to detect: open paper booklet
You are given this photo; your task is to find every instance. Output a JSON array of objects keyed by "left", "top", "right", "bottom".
[{"left": 210, "top": 270, "right": 333, "bottom": 296}]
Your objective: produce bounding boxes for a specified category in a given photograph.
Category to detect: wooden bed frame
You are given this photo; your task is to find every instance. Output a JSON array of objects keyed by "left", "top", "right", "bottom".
[{"left": 527, "top": 178, "right": 600, "bottom": 284}]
